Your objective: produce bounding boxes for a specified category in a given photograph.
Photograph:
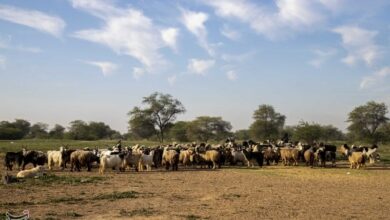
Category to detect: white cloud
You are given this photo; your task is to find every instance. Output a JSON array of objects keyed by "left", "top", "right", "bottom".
[
  {"left": 161, "top": 28, "right": 179, "bottom": 51},
  {"left": 180, "top": 8, "right": 214, "bottom": 56},
  {"left": 221, "top": 25, "right": 241, "bottom": 41},
  {"left": 72, "top": 0, "right": 177, "bottom": 75},
  {"left": 202, "top": 0, "right": 328, "bottom": 39},
  {"left": 133, "top": 67, "right": 146, "bottom": 79},
  {"left": 308, "top": 48, "right": 337, "bottom": 68},
  {"left": 226, "top": 70, "right": 237, "bottom": 81},
  {"left": 0, "top": 4, "right": 65, "bottom": 37},
  {"left": 0, "top": 55, "right": 5, "bottom": 69},
  {"left": 188, "top": 59, "right": 215, "bottom": 75},
  {"left": 360, "top": 67, "right": 390, "bottom": 89},
  {"left": 168, "top": 75, "right": 177, "bottom": 86},
  {"left": 84, "top": 61, "right": 117, "bottom": 76},
  {"left": 333, "top": 26, "right": 381, "bottom": 66},
  {"left": 0, "top": 38, "right": 42, "bottom": 53}
]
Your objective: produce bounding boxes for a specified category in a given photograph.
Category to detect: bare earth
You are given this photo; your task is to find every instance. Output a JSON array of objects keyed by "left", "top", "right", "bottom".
[{"left": 1, "top": 163, "right": 389, "bottom": 220}]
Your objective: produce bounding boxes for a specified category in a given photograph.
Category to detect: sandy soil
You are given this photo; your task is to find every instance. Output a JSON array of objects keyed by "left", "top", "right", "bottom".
[{"left": 1, "top": 163, "right": 389, "bottom": 220}]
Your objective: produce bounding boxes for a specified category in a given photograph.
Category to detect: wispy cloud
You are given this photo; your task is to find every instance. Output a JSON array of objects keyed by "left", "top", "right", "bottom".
[
  {"left": 0, "top": 4, "right": 65, "bottom": 37},
  {"left": 360, "top": 67, "right": 390, "bottom": 89},
  {"left": 202, "top": 0, "right": 327, "bottom": 40},
  {"left": 83, "top": 61, "right": 117, "bottom": 76},
  {"left": 71, "top": 0, "right": 178, "bottom": 77},
  {"left": 0, "top": 38, "right": 42, "bottom": 53},
  {"left": 333, "top": 26, "right": 381, "bottom": 67},
  {"left": 188, "top": 59, "right": 215, "bottom": 75},
  {"left": 168, "top": 75, "right": 177, "bottom": 86},
  {"left": 308, "top": 48, "right": 337, "bottom": 68},
  {"left": 221, "top": 24, "right": 241, "bottom": 41},
  {"left": 161, "top": 28, "right": 179, "bottom": 51},
  {"left": 180, "top": 8, "right": 214, "bottom": 56},
  {"left": 226, "top": 70, "right": 237, "bottom": 81}
]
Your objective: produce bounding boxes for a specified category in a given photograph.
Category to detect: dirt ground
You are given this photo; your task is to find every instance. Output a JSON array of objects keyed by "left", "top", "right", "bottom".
[{"left": 1, "top": 163, "right": 390, "bottom": 220}]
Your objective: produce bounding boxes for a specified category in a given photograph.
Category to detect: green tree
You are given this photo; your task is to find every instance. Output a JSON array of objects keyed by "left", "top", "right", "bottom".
[
  {"left": 128, "top": 92, "right": 185, "bottom": 142},
  {"left": 249, "top": 105, "right": 285, "bottom": 140},
  {"left": 234, "top": 129, "right": 250, "bottom": 140},
  {"left": 128, "top": 107, "right": 156, "bottom": 140},
  {"left": 49, "top": 124, "right": 65, "bottom": 139},
  {"left": 66, "top": 120, "right": 90, "bottom": 140},
  {"left": 294, "top": 121, "right": 322, "bottom": 144},
  {"left": 347, "top": 101, "right": 389, "bottom": 144},
  {"left": 0, "top": 119, "right": 31, "bottom": 140},
  {"left": 186, "top": 116, "right": 232, "bottom": 142},
  {"left": 29, "top": 122, "right": 49, "bottom": 138},
  {"left": 169, "top": 121, "right": 189, "bottom": 142},
  {"left": 321, "top": 125, "right": 344, "bottom": 142}
]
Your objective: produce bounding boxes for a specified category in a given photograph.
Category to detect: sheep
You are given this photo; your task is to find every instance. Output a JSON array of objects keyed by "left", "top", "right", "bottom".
[
  {"left": 70, "top": 150, "right": 99, "bottom": 172},
  {"left": 61, "top": 148, "right": 76, "bottom": 169},
  {"left": 152, "top": 147, "right": 163, "bottom": 168},
  {"left": 280, "top": 147, "right": 299, "bottom": 166},
  {"left": 162, "top": 147, "right": 179, "bottom": 171},
  {"left": 47, "top": 146, "right": 65, "bottom": 170},
  {"left": 229, "top": 148, "right": 250, "bottom": 166},
  {"left": 16, "top": 166, "right": 45, "bottom": 178},
  {"left": 123, "top": 151, "right": 142, "bottom": 172},
  {"left": 304, "top": 148, "right": 315, "bottom": 168},
  {"left": 4, "top": 151, "right": 24, "bottom": 171},
  {"left": 242, "top": 144, "right": 264, "bottom": 167},
  {"left": 138, "top": 150, "right": 155, "bottom": 171},
  {"left": 193, "top": 149, "right": 221, "bottom": 169},
  {"left": 263, "top": 146, "right": 279, "bottom": 165},
  {"left": 179, "top": 148, "right": 194, "bottom": 167},
  {"left": 340, "top": 144, "right": 366, "bottom": 169},
  {"left": 363, "top": 145, "right": 379, "bottom": 164},
  {"left": 21, "top": 149, "right": 47, "bottom": 170},
  {"left": 99, "top": 152, "right": 128, "bottom": 174}
]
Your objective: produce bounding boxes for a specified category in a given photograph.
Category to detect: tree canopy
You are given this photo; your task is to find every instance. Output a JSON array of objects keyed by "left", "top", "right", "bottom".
[{"left": 249, "top": 105, "right": 285, "bottom": 140}]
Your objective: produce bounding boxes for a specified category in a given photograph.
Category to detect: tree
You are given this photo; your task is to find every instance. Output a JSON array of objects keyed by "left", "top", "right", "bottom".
[
  {"left": 66, "top": 120, "right": 90, "bottom": 140},
  {"left": 294, "top": 121, "right": 322, "bottom": 144},
  {"left": 29, "top": 122, "right": 49, "bottom": 138},
  {"left": 347, "top": 101, "right": 389, "bottom": 144},
  {"left": 49, "top": 124, "right": 65, "bottom": 139},
  {"left": 321, "top": 125, "right": 344, "bottom": 142},
  {"left": 0, "top": 119, "right": 31, "bottom": 140},
  {"left": 128, "top": 92, "right": 186, "bottom": 142},
  {"left": 186, "top": 116, "right": 232, "bottom": 142},
  {"left": 234, "top": 129, "right": 250, "bottom": 140},
  {"left": 169, "top": 121, "right": 189, "bottom": 142},
  {"left": 128, "top": 107, "right": 157, "bottom": 140},
  {"left": 249, "top": 105, "right": 285, "bottom": 140}
]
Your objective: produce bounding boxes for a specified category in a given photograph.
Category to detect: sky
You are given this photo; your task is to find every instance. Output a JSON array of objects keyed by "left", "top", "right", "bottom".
[{"left": 0, "top": 0, "right": 390, "bottom": 134}]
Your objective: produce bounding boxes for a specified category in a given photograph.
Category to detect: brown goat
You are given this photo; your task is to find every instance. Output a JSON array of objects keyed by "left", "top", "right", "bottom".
[
  {"left": 304, "top": 149, "right": 315, "bottom": 168},
  {"left": 280, "top": 148, "right": 299, "bottom": 166},
  {"left": 162, "top": 147, "right": 179, "bottom": 171},
  {"left": 70, "top": 150, "right": 99, "bottom": 172}
]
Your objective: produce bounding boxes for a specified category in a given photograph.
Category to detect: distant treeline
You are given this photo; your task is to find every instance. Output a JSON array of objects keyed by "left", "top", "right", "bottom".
[{"left": 1, "top": 92, "right": 390, "bottom": 144}]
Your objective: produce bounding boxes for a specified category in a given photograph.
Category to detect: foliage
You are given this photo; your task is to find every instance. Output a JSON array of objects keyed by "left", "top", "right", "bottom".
[
  {"left": 28, "top": 122, "right": 49, "bottom": 139},
  {"left": 0, "top": 119, "right": 31, "bottom": 140},
  {"left": 128, "top": 107, "right": 156, "bottom": 140},
  {"left": 249, "top": 105, "right": 285, "bottom": 140},
  {"left": 49, "top": 124, "right": 65, "bottom": 139},
  {"left": 66, "top": 120, "right": 119, "bottom": 140},
  {"left": 234, "top": 129, "right": 250, "bottom": 140},
  {"left": 186, "top": 116, "right": 232, "bottom": 142},
  {"left": 169, "top": 121, "right": 190, "bottom": 142},
  {"left": 128, "top": 92, "right": 185, "bottom": 142},
  {"left": 347, "top": 101, "right": 389, "bottom": 144},
  {"left": 293, "top": 121, "right": 323, "bottom": 144}
]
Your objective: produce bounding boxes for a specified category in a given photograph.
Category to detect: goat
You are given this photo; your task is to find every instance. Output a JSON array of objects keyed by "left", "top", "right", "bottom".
[{"left": 16, "top": 166, "right": 45, "bottom": 178}]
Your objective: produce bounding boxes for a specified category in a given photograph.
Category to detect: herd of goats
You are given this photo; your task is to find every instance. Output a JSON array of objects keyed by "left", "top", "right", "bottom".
[{"left": 3, "top": 139, "right": 381, "bottom": 180}]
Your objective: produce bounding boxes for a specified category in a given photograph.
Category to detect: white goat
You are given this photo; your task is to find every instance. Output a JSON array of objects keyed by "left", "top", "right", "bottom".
[
  {"left": 47, "top": 146, "right": 65, "bottom": 170},
  {"left": 138, "top": 150, "right": 155, "bottom": 171},
  {"left": 17, "top": 166, "right": 45, "bottom": 178},
  {"left": 99, "top": 153, "right": 127, "bottom": 174}
]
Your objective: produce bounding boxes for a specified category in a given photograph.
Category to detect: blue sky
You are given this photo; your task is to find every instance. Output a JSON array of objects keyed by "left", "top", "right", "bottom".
[{"left": 0, "top": 0, "right": 389, "bottom": 133}]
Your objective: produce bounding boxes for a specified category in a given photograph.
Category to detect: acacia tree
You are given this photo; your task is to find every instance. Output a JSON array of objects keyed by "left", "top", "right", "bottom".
[
  {"left": 128, "top": 92, "right": 185, "bottom": 143},
  {"left": 186, "top": 116, "right": 232, "bottom": 142},
  {"left": 128, "top": 107, "right": 156, "bottom": 140},
  {"left": 293, "top": 121, "right": 322, "bottom": 144},
  {"left": 249, "top": 105, "right": 285, "bottom": 140},
  {"left": 347, "top": 101, "right": 389, "bottom": 144}
]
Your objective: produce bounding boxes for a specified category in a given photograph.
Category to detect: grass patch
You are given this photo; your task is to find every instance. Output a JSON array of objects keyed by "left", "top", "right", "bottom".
[
  {"left": 186, "top": 214, "right": 202, "bottom": 220},
  {"left": 65, "top": 211, "right": 83, "bottom": 218},
  {"left": 0, "top": 201, "right": 36, "bottom": 207},
  {"left": 119, "top": 208, "right": 157, "bottom": 217},
  {"left": 7, "top": 174, "right": 106, "bottom": 188},
  {"left": 48, "top": 196, "right": 84, "bottom": 204},
  {"left": 94, "top": 190, "right": 138, "bottom": 201},
  {"left": 222, "top": 193, "right": 241, "bottom": 200}
]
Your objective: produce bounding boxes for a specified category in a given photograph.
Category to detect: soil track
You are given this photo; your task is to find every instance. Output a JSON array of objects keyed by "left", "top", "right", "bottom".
[{"left": 1, "top": 164, "right": 390, "bottom": 219}]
